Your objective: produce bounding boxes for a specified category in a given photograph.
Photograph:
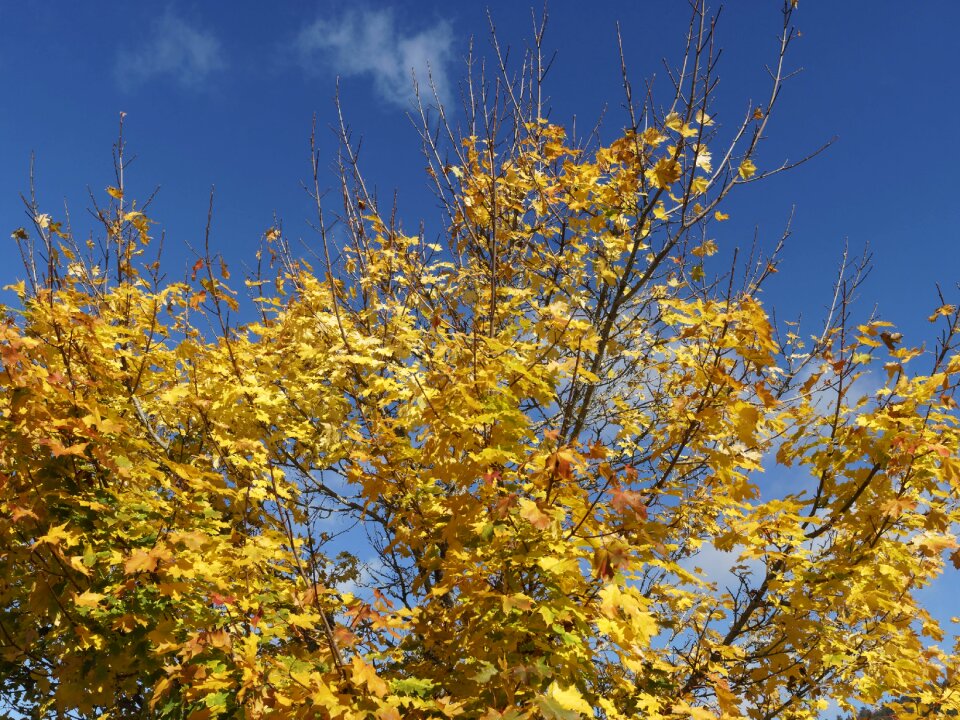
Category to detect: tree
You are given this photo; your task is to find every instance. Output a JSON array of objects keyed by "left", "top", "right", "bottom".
[{"left": 2, "top": 2, "right": 960, "bottom": 719}]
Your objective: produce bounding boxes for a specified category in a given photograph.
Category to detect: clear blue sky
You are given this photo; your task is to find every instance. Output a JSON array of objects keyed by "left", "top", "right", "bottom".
[{"left": 1, "top": 0, "right": 958, "bottom": 668}]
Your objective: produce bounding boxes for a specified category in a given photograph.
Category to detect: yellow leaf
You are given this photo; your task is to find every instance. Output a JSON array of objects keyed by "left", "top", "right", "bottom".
[
  {"left": 647, "top": 158, "right": 683, "bottom": 189},
  {"left": 641, "top": 127, "right": 665, "bottom": 146},
  {"left": 738, "top": 158, "right": 757, "bottom": 180},
  {"left": 537, "top": 682, "right": 593, "bottom": 720},
  {"left": 694, "top": 147, "right": 712, "bottom": 172},
  {"left": 735, "top": 404, "right": 760, "bottom": 445},
  {"left": 351, "top": 657, "right": 389, "bottom": 697},
  {"left": 691, "top": 176, "right": 710, "bottom": 195},
  {"left": 502, "top": 593, "right": 534, "bottom": 613},
  {"left": 691, "top": 239, "right": 718, "bottom": 258},
  {"left": 928, "top": 304, "right": 956, "bottom": 322},
  {"left": 35, "top": 522, "right": 79, "bottom": 548},
  {"left": 69, "top": 555, "right": 93, "bottom": 577},
  {"left": 714, "top": 211, "right": 729, "bottom": 221},
  {"left": 74, "top": 590, "right": 106, "bottom": 608},
  {"left": 124, "top": 548, "right": 168, "bottom": 575},
  {"left": 673, "top": 702, "right": 717, "bottom": 720}
]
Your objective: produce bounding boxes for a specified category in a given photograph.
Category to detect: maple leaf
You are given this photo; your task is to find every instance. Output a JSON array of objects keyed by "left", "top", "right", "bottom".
[
  {"left": 9, "top": 505, "right": 38, "bottom": 522},
  {"left": 587, "top": 441, "right": 607, "bottom": 460},
  {"left": 592, "top": 548, "right": 615, "bottom": 580},
  {"left": 74, "top": 590, "right": 106, "bottom": 608},
  {"left": 351, "top": 657, "right": 389, "bottom": 697},
  {"left": 647, "top": 158, "right": 683, "bottom": 188},
  {"left": 34, "top": 522, "right": 78, "bottom": 548},
  {"left": 49, "top": 441, "right": 89, "bottom": 458},
  {"left": 545, "top": 449, "right": 574, "bottom": 479},
  {"left": 610, "top": 488, "right": 648, "bottom": 522},
  {"left": 5, "top": 6, "right": 959, "bottom": 719},
  {"left": 738, "top": 158, "right": 757, "bottom": 180},
  {"left": 694, "top": 146, "right": 713, "bottom": 173},
  {"left": 691, "top": 239, "right": 718, "bottom": 258},
  {"left": 641, "top": 126, "right": 665, "bottom": 146},
  {"left": 929, "top": 304, "right": 956, "bottom": 322},
  {"left": 537, "top": 682, "right": 593, "bottom": 720},
  {"left": 123, "top": 547, "right": 170, "bottom": 575},
  {"left": 519, "top": 498, "right": 553, "bottom": 530}
]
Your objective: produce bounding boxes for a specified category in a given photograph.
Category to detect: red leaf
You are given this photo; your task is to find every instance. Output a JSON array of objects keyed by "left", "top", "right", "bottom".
[{"left": 482, "top": 469, "right": 502, "bottom": 486}]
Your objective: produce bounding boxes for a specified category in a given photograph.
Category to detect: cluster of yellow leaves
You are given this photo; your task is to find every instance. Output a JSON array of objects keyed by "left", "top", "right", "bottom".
[
  {"left": 1, "top": 111, "right": 959, "bottom": 720},
  {"left": 0, "top": 271, "right": 406, "bottom": 717}
]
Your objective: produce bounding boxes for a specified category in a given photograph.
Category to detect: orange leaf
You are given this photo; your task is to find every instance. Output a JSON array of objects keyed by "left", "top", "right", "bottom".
[
  {"left": 593, "top": 548, "right": 614, "bottom": 580},
  {"left": 519, "top": 498, "right": 553, "bottom": 531},
  {"left": 50, "top": 441, "right": 90, "bottom": 458},
  {"left": 587, "top": 442, "right": 608, "bottom": 460},
  {"left": 610, "top": 488, "right": 648, "bottom": 522},
  {"left": 124, "top": 549, "right": 159, "bottom": 575}
]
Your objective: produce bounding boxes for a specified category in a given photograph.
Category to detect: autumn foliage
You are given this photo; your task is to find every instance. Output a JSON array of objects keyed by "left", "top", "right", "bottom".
[{"left": 2, "top": 3, "right": 960, "bottom": 719}]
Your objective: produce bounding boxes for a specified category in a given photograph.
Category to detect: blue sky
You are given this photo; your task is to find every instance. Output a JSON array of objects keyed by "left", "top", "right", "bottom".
[
  {"left": 2, "top": 1, "right": 959, "bottom": 331},
  {"left": 2, "top": 0, "right": 959, "bottom": 684}
]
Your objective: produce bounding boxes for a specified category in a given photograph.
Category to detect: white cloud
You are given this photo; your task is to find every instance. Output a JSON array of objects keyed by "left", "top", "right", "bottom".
[
  {"left": 681, "top": 540, "right": 762, "bottom": 594},
  {"left": 116, "top": 10, "right": 225, "bottom": 90},
  {"left": 295, "top": 8, "right": 455, "bottom": 109}
]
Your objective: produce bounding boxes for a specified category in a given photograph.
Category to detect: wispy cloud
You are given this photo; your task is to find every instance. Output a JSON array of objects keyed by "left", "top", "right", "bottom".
[
  {"left": 295, "top": 8, "right": 455, "bottom": 109},
  {"left": 116, "top": 10, "right": 225, "bottom": 90}
]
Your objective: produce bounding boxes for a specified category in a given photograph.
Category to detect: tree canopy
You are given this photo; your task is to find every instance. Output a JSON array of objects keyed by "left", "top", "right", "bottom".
[{"left": 2, "top": 2, "right": 959, "bottom": 719}]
